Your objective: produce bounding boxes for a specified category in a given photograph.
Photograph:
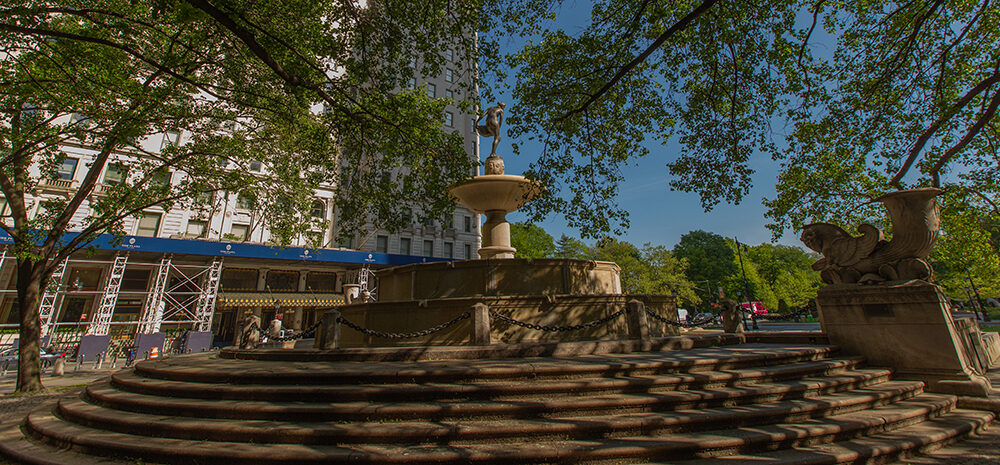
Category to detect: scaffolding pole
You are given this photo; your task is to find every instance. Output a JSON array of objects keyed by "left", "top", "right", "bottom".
[
  {"left": 38, "top": 257, "right": 67, "bottom": 337},
  {"left": 88, "top": 253, "right": 128, "bottom": 336},
  {"left": 194, "top": 258, "right": 223, "bottom": 332},
  {"left": 137, "top": 255, "right": 171, "bottom": 334}
]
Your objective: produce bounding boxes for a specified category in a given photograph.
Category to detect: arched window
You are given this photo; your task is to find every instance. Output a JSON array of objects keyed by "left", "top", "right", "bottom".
[{"left": 310, "top": 200, "right": 326, "bottom": 219}]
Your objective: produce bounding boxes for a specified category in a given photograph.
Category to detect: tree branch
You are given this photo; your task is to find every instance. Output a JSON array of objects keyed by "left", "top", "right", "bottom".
[
  {"left": 889, "top": 59, "right": 1000, "bottom": 187},
  {"left": 555, "top": 0, "right": 719, "bottom": 122},
  {"left": 930, "top": 87, "right": 1000, "bottom": 186}
]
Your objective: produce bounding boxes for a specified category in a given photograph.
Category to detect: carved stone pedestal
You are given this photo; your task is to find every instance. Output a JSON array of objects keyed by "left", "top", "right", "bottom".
[{"left": 817, "top": 280, "right": 992, "bottom": 397}]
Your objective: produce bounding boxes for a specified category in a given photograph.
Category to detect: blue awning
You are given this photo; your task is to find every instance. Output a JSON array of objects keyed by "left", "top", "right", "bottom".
[{"left": 0, "top": 230, "right": 450, "bottom": 266}]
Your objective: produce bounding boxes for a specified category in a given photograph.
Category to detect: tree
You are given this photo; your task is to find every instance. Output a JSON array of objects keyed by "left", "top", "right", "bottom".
[
  {"left": 510, "top": 222, "right": 555, "bottom": 258},
  {"left": 475, "top": 1, "right": 999, "bottom": 243},
  {"left": 592, "top": 238, "right": 699, "bottom": 304},
  {"left": 0, "top": 0, "right": 481, "bottom": 392},
  {"left": 672, "top": 231, "right": 739, "bottom": 294},
  {"left": 744, "top": 243, "right": 821, "bottom": 308},
  {"left": 554, "top": 234, "right": 593, "bottom": 260}
]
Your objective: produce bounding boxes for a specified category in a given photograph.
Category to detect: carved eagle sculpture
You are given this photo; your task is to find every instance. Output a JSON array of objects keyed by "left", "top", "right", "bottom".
[{"left": 800, "top": 223, "right": 886, "bottom": 284}]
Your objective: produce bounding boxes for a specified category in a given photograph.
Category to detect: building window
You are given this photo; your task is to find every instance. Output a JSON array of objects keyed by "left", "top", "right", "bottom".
[
  {"left": 236, "top": 193, "right": 254, "bottom": 210},
  {"left": 121, "top": 269, "right": 150, "bottom": 292},
  {"left": 136, "top": 212, "right": 162, "bottom": 237},
  {"left": 444, "top": 242, "right": 454, "bottom": 258},
  {"left": 445, "top": 69, "right": 454, "bottom": 82},
  {"left": 446, "top": 49, "right": 454, "bottom": 61},
  {"left": 151, "top": 170, "right": 171, "bottom": 190},
  {"left": 399, "top": 237, "right": 411, "bottom": 255},
  {"left": 402, "top": 208, "right": 412, "bottom": 224},
  {"left": 186, "top": 220, "right": 207, "bottom": 237},
  {"left": 55, "top": 158, "right": 78, "bottom": 181},
  {"left": 464, "top": 216, "right": 471, "bottom": 232},
  {"left": 464, "top": 244, "right": 472, "bottom": 259},
  {"left": 407, "top": 77, "right": 416, "bottom": 90},
  {"left": 310, "top": 200, "right": 326, "bottom": 219},
  {"left": 445, "top": 89, "right": 455, "bottom": 101},
  {"left": 375, "top": 235, "right": 388, "bottom": 253},
  {"left": 220, "top": 268, "right": 258, "bottom": 291},
  {"left": 445, "top": 111, "right": 454, "bottom": 127},
  {"left": 447, "top": 216, "right": 455, "bottom": 229},
  {"left": 306, "top": 230, "right": 323, "bottom": 247},
  {"left": 305, "top": 271, "right": 338, "bottom": 292},
  {"left": 249, "top": 159, "right": 262, "bottom": 172},
  {"left": 104, "top": 163, "right": 126, "bottom": 186},
  {"left": 423, "top": 240, "right": 433, "bottom": 257},
  {"left": 265, "top": 270, "right": 298, "bottom": 292},
  {"left": 427, "top": 83, "right": 436, "bottom": 98},
  {"left": 230, "top": 223, "right": 249, "bottom": 241}
]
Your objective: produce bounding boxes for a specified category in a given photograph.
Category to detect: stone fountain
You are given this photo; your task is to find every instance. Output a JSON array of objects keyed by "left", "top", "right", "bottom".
[
  {"left": 321, "top": 103, "right": 681, "bottom": 347},
  {"left": 450, "top": 102, "right": 541, "bottom": 259}
]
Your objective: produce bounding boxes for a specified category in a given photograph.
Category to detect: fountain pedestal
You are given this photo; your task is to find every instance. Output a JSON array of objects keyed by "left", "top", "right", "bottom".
[{"left": 449, "top": 174, "right": 542, "bottom": 259}]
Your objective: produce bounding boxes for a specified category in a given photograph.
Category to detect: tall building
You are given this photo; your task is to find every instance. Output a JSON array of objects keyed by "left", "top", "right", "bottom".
[{"left": 0, "top": 54, "right": 481, "bottom": 349}]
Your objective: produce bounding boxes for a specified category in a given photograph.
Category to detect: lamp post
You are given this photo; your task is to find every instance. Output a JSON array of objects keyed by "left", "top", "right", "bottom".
[{"left": 734, "top": 237, "right": 759, "bottom": 330}]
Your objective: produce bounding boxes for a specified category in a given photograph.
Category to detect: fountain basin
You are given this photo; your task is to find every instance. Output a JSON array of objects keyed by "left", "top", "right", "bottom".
[
  {"left": 449, "top": 175, "right": 543, "bottom": 213},
  {"left": 377, "top": 258, "right": 622, "bottom": 301}
]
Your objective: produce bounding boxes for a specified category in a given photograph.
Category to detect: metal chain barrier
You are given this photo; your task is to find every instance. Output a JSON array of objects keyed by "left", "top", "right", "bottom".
[
  {"left": 758, "top": 307, "right": 813, "bottom": 321},
  {"left": 263, "top": 320, "right": 324, "bottom": 342},
  {"left": 644, "top": 309, "right": 717, "bottom": 328},
  {"left": 337, "top": 311, "right": 472, "bottom": 339},
  {"left": 489, "top": 308, "right": 627, "bottom": 332}
]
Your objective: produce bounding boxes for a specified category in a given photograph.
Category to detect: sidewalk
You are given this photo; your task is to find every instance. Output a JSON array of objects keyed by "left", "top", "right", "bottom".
[{"left": 0, "top": 364, "right": 120, "bottom": 395}]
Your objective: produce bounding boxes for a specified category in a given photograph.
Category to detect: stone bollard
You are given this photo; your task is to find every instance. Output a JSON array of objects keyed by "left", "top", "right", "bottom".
[
  {"left": 721, "top": 299, "right": 745, "bottom": 334},
  {"left": 316, "top": 310, "right": 341, "bottom": 350},
  {"left": 76, "top": 354, "right": 84, "bottom": 372},
  {"left": 470, "top": 303, "right": 492, "bottom": 345},
  {"left": 52, "top": 358, "right": 65, "bottom": 377},
  {"left": 626, "top": 299, "right": 650, "bottom": 342}
]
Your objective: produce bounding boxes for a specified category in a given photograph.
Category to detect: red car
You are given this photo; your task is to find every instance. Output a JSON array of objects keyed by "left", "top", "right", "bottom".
[{"left": 740, "top": 302, "right": 768, "bottom": 316}]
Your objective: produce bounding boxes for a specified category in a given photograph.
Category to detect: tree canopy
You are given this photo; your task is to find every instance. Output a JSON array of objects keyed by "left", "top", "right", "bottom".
[
  {"left": 1, "top": 0, "right": 482, "bottom": 392},
  {"left": 477, "top": 0, "right": 998, "bottom": 254},
  {"left": 510, "top": 221, "right": 556, "bottom": 258}
]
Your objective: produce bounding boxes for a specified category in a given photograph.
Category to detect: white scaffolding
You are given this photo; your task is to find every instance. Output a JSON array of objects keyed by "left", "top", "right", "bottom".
[
  {"left": 134, "top": 257, "right": 223, "bottom": 334},
  {"left": 137, "top": 255, "right": 172, "bottom": 334},
  {"left": 38, "top": 257, "right": 68, "bottom": 337},
  {"left": 88, "top": 253, "right": 129, "bottom": 336},
  {"left": 194, "top": 258, "right": 223, "bottom": 332}
]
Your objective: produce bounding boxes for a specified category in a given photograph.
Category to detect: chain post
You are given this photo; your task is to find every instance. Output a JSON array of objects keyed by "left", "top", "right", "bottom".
[
  {"left": 626, "top": 300, "right": 650, "bottom": 341},
  {"left": 317, "top": 310, "right": 342, "bottom": 350},
  {"left": 470, "top": 303, "right": 491, "bottom": 346}
]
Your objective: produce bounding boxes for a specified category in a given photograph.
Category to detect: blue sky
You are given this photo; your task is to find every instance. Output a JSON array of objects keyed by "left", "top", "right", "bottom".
[{"left": 479, "top": 2, "right": 802, "bottom": 251}]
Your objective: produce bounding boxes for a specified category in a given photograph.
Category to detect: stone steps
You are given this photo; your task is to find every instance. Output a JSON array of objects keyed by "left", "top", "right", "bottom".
[
  {"left": 20, "top": 401, "right": 993, "bottom": 464},
  {"left": 1, "top": 338, "right": 995, "bottom": 465},
  {"left": 133, "top": 343, "right": 839, "bottom": 384},
  {"left": 56, "top": 384, "right": 936, "bottom": 445},
  {"left": 108, "top": 356, "right": 870, "bottom": 402},
  {"left": 82, "top": 372, "right": 906, "bottom": 422}
]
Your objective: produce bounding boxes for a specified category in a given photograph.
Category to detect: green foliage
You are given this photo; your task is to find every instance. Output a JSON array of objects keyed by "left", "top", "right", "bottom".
[
  {"left": 554, "top": 234, "right": 593, "bottom": 259},
  {"left": 592, "top": 238, "right": 699, "bottom": 304},
  {"left": 478, "top": 1, "right": 999, "bottom": 249},
  {"left": 510, "top": 222, "right": 556, "bottom": 258},
  {"left": 672, "top": 231, "right": 738, "bottom": 288},
  {"left": 0, "top": 0, "right": 483, "bottom": 392}
]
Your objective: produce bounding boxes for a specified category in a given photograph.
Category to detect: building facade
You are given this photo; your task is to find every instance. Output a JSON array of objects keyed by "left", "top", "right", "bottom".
[{"left": 0, "top": 53, "right": 482, "bottom": 349}]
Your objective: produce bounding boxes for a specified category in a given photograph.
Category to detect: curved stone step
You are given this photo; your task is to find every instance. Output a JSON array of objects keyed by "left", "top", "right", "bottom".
[
  {"left": 20, "top": 402, "right": 991, "bottom": 464},
  {"left": 110, "top": 357, "right": 871, "bottom": 402},
  {"left": 221, "top": 333, "right": 749, "bottom": 362},
  {"left": 672, "top": 409, "right": 995, "bottom": 465},
  {"left": 134, "top": 344, "right": 838, "bottom": 385},
  {"left": 82, "top": 374, "right": 918, "bottom": 422},
  {"left": 55, "top": 387, "right": 950, "bottom": 446}
]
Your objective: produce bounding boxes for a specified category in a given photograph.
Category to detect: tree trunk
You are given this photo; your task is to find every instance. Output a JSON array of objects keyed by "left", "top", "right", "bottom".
[{"left": 16, "top": 259, "right": 45, "bottom": 392}]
